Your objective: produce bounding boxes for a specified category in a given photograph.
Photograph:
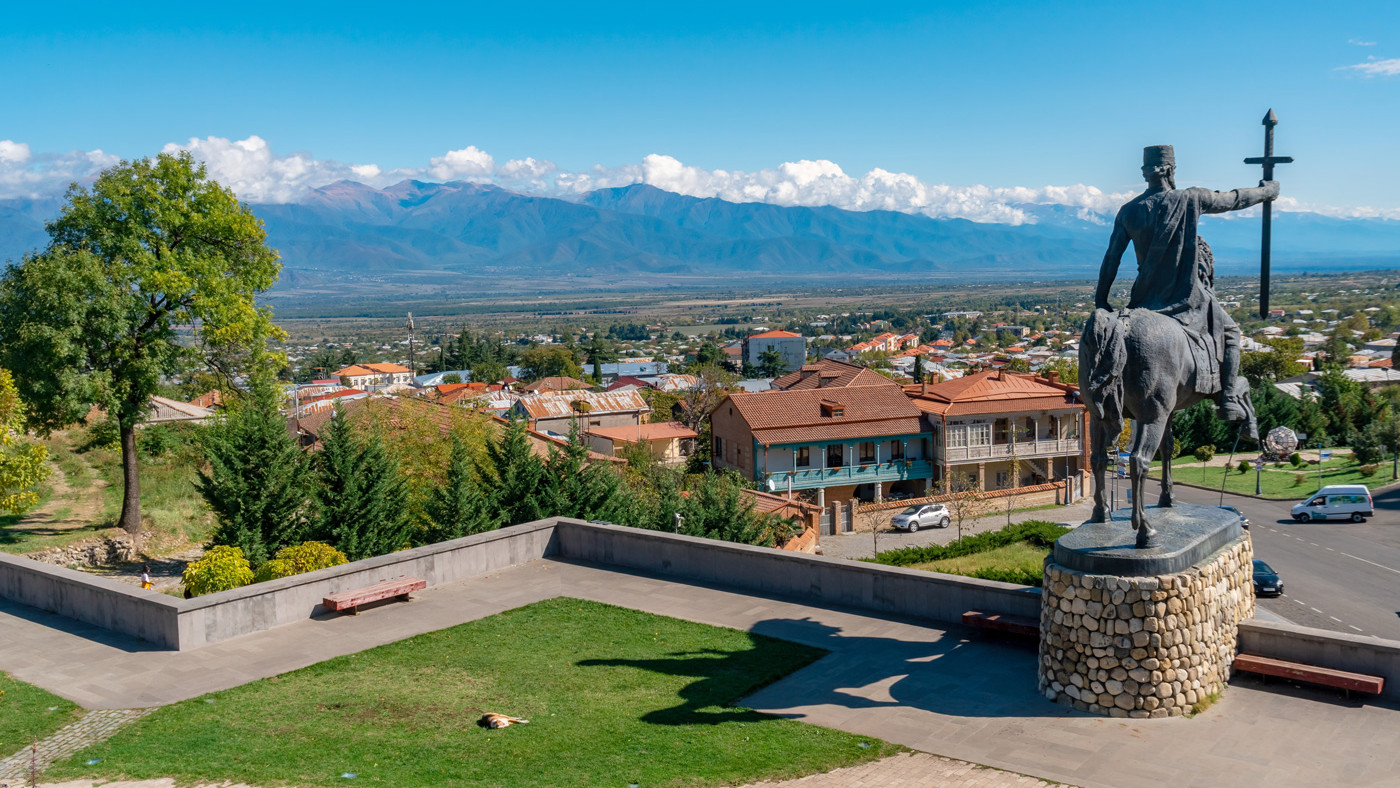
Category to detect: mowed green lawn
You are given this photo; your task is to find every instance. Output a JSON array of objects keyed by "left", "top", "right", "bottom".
[
  {"left": 0, "top": 672, "right": 83, "bottom": 756},
  {"left": 1152, "top": 457, "right": 1394, "bottom": 500},
  {"left": 912, "top": 541, "right": 1049, "bottom": 579},
  {"left": 49, "top": 598, "right": 897, "bottom": 788}
]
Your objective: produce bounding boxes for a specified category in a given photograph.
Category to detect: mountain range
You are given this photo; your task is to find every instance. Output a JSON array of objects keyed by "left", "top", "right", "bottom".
[{"left": 1, "top": 181, "right": 1396, "bottom": 292}]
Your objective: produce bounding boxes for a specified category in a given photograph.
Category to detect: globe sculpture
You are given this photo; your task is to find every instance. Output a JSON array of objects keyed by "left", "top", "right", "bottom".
[{"left": 1262, "top": 426, "right": 1299, "bottom": 462}]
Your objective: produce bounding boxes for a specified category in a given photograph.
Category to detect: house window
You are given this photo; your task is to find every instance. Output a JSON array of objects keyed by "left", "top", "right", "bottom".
[
  {"left": 714, "top": 436, "right": 725, "bottom": 463},
  {"left": 969, "top": 424, "right": 991, "bottom": 447},
  {"left": 948, "top": 426, "right": 967, "bottom": 448},
  {"left": 859, "top": 442, "right": 876, "bottom": 463},
  {"left": 796, "top": 447, "right": 811, "bottom": 467},
  {"left": 995, "top": 471, "right": 1009, "bottom": 488},
  {"left": 889, "top": 440, "right": 904, "bottom": 460},
  {"left": 827, "top": 444, "right": 844, "bottom": 468}
]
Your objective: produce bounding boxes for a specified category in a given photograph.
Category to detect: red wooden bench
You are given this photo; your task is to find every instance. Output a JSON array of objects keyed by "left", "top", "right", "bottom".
[
  {"left": 962, "top": 610, "right": 1039, "bottom": 639},
  {"left": 1233, "top": 653, "right": 1384, "bottom": 698},
  {"left": 323, "top": 577, "right": 426, "bottom": 615}
]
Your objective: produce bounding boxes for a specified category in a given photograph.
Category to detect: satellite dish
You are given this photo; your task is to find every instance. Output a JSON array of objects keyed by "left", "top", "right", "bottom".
[{"left": 766, "top": 478, "right": 778, "bottom": 492}]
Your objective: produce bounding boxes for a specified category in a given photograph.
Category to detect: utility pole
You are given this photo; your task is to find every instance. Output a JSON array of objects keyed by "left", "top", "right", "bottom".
[{"left": 406, "top": 312, "right": 416, "bottom": 377}]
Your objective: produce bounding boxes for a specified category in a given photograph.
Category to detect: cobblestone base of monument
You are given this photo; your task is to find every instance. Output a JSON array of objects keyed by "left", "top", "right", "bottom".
[{"left": 1037, "top": 535, "right": 1253, "bottom": 718}]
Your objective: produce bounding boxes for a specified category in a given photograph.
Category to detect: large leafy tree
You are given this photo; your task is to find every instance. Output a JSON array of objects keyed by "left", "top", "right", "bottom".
[
  {"left": 0, "top": 368, "right": 51, "bottom": 514},
  {"left": 0, "top": 152, "right": 281, "bottom": 535},
  {"left": 197, "top": 371, "right": 313, "bottom": 566}
]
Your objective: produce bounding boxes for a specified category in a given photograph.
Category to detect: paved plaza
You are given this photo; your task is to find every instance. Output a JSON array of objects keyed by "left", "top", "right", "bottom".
[{"left": 2, "top": 558, "right": 1398, "bottom": 788}]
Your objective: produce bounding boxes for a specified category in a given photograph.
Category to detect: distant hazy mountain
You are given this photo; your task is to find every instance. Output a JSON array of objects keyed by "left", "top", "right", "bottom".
[{"left": 0, "top": 181, "right": 1395, "bottom": 289}]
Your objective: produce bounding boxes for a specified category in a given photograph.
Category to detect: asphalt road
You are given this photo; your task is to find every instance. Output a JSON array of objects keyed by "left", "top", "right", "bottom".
[{"left": 1141, "top": 477, "right": 1400, "bottom": 640}]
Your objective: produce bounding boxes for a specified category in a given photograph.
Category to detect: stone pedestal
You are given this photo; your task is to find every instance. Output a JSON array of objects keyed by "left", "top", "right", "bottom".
[{"left": 1038, "top": 505, "right": 1254, "bottom": 718}]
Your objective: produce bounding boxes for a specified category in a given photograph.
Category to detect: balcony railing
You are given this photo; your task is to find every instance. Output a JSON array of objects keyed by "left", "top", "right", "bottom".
[
  {"left": 943, "top": 438, "right": 1081, "bottom": 463},
  {"left": 765, "top": 460, "right": 933, "bottom": 490}
]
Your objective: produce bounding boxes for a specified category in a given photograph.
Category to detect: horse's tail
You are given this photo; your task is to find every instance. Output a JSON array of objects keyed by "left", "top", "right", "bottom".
[{"left": 1081, "top": 308, "right": 1127, "bottom": 423}]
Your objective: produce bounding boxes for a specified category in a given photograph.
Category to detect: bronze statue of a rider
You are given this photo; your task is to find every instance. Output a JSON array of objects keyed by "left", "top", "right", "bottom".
[{"left": 1095, "top": 145, "right": 1279, "bottom": 440}]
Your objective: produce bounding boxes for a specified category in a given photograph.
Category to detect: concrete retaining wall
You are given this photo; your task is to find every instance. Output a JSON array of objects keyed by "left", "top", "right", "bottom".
[
  {"left": 1238, "top": 619, "right": 1400, "bottom": 702},
  {"left": 176, "top": 522, "right": 558, "bottom": 649},
  {"left": 552, "top": 518, "right": 1043, "bottom": 624},
  {"left": 0, "top": 552, "right": 181, "bottom": 648}
]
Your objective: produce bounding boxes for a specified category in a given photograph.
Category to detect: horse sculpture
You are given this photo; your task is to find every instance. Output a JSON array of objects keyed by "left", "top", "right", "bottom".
[{"left": 1078, "top": 307, "right": 1215, "bottom": 548}]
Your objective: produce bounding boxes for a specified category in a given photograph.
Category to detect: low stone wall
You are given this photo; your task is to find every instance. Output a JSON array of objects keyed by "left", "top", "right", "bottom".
[
  {"left": 0, "top": 552, "right": 181, "bottom": 648},
  {"left": 552, "top": 519, "right": 1042, "bottom": 625},
  {"left": 23, "top": 535, "right": 137, "bottom": 568},
  {"left": 1038, "top": 535, "right": 1254, "bottom": 717}
]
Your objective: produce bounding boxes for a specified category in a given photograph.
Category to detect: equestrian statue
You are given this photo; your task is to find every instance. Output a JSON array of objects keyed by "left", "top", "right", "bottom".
[{"left": 1080, "top": 127, "right": 1287, "bottom": 548}]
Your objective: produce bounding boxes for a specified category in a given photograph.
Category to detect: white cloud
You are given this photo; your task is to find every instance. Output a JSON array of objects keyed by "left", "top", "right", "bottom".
[
  {"left": 0, "top": 135, "right": 1391, "bottom": 223},
  {"left": 1344, "top": 57, "right": 1400, "bottom": 76},
  {"left": 428, "top": 146, "right": 494, "bottom": 180},
  {"left": 1349, "top": 39, "right": 1377, "bottom": 46}
]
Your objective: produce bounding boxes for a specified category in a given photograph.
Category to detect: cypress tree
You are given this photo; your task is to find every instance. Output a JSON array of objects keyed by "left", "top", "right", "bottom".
[
  {"left": 197, "top": 379, "right": 312, "bottom": 566},
  {"left": 423, "top": 436, "right": 492, "bottom": 543},
  {"left": 312, "top": 407, "right": 413, "bottom": 560},
  {"left": 482, "top": 417, "right": 548, "bottom": 527},
  {"left": 542, "top": 420, "right": 629, "bottom": 522}
]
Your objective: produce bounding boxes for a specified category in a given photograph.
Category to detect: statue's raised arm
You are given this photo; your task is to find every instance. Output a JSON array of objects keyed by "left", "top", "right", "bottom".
[{"left": 1194, "top": 180, "right": 1280, "bottom": 214}]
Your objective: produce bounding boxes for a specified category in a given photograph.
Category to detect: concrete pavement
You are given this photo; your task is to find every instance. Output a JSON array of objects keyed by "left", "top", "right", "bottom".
[{"left": 4, "top": 558, "right": 1399, "bottom": 788}]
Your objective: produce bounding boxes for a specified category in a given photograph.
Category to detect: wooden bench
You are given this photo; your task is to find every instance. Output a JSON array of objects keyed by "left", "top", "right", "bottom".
[
  {"left": 1233, "top": 653, "right": 1384, "bottom": 698},
  {"left": 962, "top": 611, "right": 1039, "bottom": 639},
  {"left": 323, "top": 577, "right": 427, "bottom": 615}
]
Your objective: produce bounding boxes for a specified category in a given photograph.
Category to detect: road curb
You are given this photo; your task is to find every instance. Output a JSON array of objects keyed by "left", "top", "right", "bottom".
[{"left": 1148, "top": 476, "right": 1400, "bottom": 503}]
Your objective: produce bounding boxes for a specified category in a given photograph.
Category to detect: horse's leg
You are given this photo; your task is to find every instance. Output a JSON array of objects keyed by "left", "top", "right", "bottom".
[
  {"left": 1132, "top": 417, "right": 1167, "bottom": 548},
  {"left": 1089, "top": 416, "right": 1109, "bottom": 522},
  {"left": 1158, "top": 418, "right": 1175, "bottom": 508}
]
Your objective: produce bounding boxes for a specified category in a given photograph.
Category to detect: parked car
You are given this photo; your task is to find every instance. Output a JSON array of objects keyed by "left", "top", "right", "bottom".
[
  {"left": 891, "top": 503, "right": 950, "bottom": 532},
  {"left": 1252, "top": 559, "right": 1283, "bottom": 597},
  {"left": 1218, "top": 505, "right": 1249, "bottom": 530},
  {"left": 1290, "top": 485, "right": 1375, "bottom": 523}
]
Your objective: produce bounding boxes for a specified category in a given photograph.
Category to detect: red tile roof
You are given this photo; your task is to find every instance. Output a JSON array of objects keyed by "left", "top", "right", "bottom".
[
  {"left": 903, "top": 370, "right": 1083, "bottom": 417},
  {"left": 522, "top": 376, "right": 590, "bottom": 393},
  {"left": 722, "top": 385, "right": 924, "bottom": 446},
  {"left": 586, "top": 421, "right": 698, "bottom": 443},
  {"left": 334, "top": 362, "right": 411, "bottom": 376},
  {"left": 770, "top": 358, "right": 893, "bottom": 391},
  {"left": 748, "top": 330, "right": 802, "bottom": 339}
]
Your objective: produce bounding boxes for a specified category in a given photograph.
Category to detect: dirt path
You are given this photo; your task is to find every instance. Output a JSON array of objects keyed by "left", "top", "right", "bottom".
[{"left": 13, "top": 460, "right": 109, "bottom": 537}]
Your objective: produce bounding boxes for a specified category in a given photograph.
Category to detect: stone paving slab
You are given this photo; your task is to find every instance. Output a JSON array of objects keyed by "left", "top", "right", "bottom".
[{"left": 2, "top": 558, "right": 1399, "bottom": 788}]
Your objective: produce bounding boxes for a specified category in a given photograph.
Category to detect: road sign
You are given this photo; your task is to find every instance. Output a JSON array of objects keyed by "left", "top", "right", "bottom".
[{"left": 1321, "top": 450, "right": 1332, "bottom": 461}]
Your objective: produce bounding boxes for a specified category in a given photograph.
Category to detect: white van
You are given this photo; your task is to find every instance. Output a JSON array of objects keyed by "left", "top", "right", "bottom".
[{"left": 1291, "top": 485, "right": 1375, "bottom": 523}]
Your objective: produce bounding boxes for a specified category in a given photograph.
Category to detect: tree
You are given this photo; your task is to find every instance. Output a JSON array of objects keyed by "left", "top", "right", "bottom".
[
  {"left": 939, "top": 471, "right": 992, "bottom": 542},
  {"left": 693, "top": 342, "right": 724, "bottom": 368},
  {"left": 0, "top": 368, "right": 50, "bottom": 514},
  {"left": 756, "top": 348, "right": 787, "bottom": 378},
  {"left": 311, "top": 408, "right": 413, "bottom": 560},
  {"left": 912, "top": 355, "right": 925, "bottom": 383},
  {"left": 197, "top": 373, "right": 314, "bottom": 566},
  {"left": 472, "top": 359, "right": 508, "bottom": 386},
  {"left": 583, "top": 333, "right": 616, "bottom": 384},
  {"left": 441, "top": 372, "right": 463, "bottom": 385},
  {"left": 519, "top": 345, "right": 582, "bottom": 382},
  {"left": 0, "top": 152, "right": 281, "bottom": 536},
  {"left": 480, "top": 418, "right": 549, "bottom": 527},
  {"left": 422, "top": 436, "right": 492, "bottom": 543},
  {"left": 541, "top": 420, "right": 630, "bottom": 523}
]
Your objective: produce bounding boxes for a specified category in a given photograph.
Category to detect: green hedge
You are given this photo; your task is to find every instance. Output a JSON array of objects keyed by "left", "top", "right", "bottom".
[
  {"left": 968, "top": 567, "right": 1046, "bottom": 586},
  {"left": 869, "top": 520, "right": 1069, "bottom": 568}
]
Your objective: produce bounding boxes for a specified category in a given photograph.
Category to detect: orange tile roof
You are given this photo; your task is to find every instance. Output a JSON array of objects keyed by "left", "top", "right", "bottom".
[
  {"left": 770, "top": 358, "right": 893, "bottom": 391},
  {"left": 334, "top": 362, "right": 411, "bottom": 376},
  {"left": 721, "top": 385, "right": 924, "bottom": 446},
  {"left": 903, "top": 370, "right": 1083, "bottom": 417},
  {"left": 522, "top": 376, "right": 590, "bottom": 393},
  {"left": 586, "top": 421, "right": 698, "bottom": 443},
  {"left": 748, "top": 330, "right": 802, "bottom": 339}
]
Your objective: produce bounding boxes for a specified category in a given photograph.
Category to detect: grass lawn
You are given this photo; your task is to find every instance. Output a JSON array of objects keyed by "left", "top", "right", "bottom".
[
  {"left": 1151, "top": 457, "right": 1395, "bottom": 499},
  {"left": 0, "top": 672, "right": 84, "bottom": 756},
  {"left": 911, "top": 541, "right": 1049, "bottom": 579},
  {"left": 90, "top": 428, "right": 214, "bottom": 552},
  {"left": 50, "top": 598, "right": 898, "bottom": 788}
]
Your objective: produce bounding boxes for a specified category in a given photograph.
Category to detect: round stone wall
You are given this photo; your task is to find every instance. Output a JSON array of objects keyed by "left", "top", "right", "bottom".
[{"left": 1037, "top": 535, "right": 1253, "bottom": 718}]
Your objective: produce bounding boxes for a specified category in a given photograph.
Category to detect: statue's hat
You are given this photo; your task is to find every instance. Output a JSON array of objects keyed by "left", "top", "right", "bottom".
[{"left": 1143, "top": 145, "right": 1175, "bottom": 167}]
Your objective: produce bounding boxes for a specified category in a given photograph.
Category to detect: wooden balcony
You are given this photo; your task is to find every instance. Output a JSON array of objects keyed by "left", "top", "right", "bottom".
[
  {"left": 765, "top": 460, "right": 933, "bottom": 491},
  {"left": 943, "top": 438, "right": 1081, "bottom": 463}
]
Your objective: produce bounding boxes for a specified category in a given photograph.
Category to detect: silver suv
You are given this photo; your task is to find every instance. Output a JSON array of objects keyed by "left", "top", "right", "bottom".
[{"left": 891, "top": 503, "right": 950, "bottom": 532}]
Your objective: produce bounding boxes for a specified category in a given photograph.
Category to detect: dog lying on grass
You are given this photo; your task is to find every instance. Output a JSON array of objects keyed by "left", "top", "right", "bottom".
[{"left": 480, "top": 713, "right": 530, "bottom": 729}]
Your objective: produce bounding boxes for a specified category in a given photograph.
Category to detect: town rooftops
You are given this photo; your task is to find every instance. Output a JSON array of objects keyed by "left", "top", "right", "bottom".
[
  {"left": 903, "top": 369, "right": 1082, "bottom": 417},
  {"left": 585, "top": 422, "right": 698, "bottom": 443},
  {"left": 522, "top": 376, "right": 591, "bottom": 393},
  {"left": 515, "top": 389, "right": 650, "bottom": 420},
  {"left": 769, "top": 358, "right": 892, "bottom": 391},
  {"left": 747, "top": 330, "right": 803, "bottom": 339},
  {"left": 722, "top": 384, "right": 923, "bottom": 446},
  {"left": 334, "top": 362, "right": 411, "bottom": 377}
]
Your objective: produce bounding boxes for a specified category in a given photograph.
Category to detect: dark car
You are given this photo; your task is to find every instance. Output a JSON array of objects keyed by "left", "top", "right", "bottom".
[
  {"left": 1218, "top": 505, "right": 1250, "bottom": 530},
  {"left": 1252, "top": 559, "right": 1283, "bottom": 597}
]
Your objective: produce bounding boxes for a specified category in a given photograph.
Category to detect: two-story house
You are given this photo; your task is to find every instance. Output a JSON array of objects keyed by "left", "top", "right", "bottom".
[
  {"left": 710, "top": 366, "right": 931, "bottom": 506},
  {"left": 742, "top": 330, "right": 808, "bottom": 372},
  {"left": 333, "top": 363, "right": 414, "bottom": 391},
  {"left": 903, "top": 369, "right": 1088, "bottom": 494}
]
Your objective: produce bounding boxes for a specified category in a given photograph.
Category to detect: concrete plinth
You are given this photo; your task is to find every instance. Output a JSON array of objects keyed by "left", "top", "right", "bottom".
[{"left": 1038, "top": 505, "right": 1254, "bottom": 718}]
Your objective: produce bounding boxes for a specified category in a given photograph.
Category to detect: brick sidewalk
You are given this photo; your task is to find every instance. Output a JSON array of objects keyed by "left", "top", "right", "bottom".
[{"left": 0, "top": 709, "right": 152, "bottom": 785}]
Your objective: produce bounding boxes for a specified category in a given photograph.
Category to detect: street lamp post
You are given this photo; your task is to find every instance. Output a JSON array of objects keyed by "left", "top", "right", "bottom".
[{"left": 1254, "top": 456, "right": 1262, "bottom": 496}]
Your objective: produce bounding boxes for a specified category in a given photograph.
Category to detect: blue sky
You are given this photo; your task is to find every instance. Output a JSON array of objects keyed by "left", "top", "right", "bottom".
[{"left": 3, "top": 1, "right": 1398, "bottom": 218}]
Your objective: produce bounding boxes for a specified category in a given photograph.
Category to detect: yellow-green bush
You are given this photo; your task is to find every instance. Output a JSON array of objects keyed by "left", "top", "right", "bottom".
[
  {"left": 182, "top": 545, "right": 254, "bottom": 596},
  {"left": 253, "top": 541, "right": 348, "bottom": 583}
]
